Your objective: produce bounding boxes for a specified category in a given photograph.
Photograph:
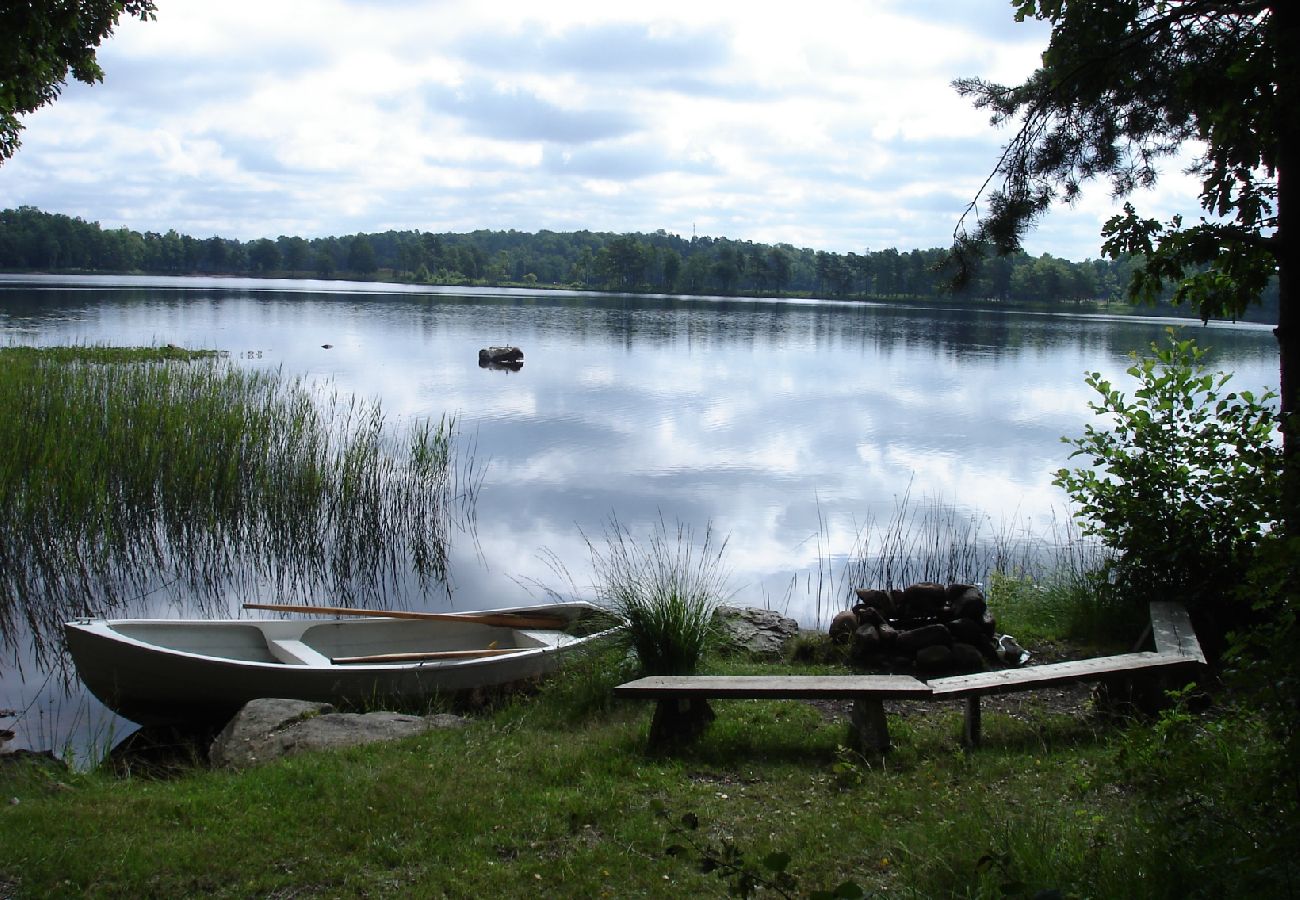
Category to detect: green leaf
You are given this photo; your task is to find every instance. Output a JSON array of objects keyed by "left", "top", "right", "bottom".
[{"left": 762, "top": 851, "right": 791, "bottom": 873}]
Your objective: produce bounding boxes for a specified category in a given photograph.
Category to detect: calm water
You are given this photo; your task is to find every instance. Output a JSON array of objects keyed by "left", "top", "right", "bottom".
[{"left": 0, "top": 274, "right": 1280, "bottom": 754}]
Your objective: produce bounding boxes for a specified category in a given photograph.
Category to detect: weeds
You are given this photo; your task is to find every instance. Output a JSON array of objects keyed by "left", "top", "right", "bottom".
[
  {"left": 657, "top": 803, "right": 871, "bottom": 899},
  {"left": 0, "top": 346, "right": 478, "bottom": 668}
]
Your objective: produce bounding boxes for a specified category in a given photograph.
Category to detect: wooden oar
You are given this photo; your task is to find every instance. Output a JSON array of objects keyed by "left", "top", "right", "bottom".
[
  {"left": 331, "top": 646, "right": 535, "bottom": 665},
  {"left": 242, "top": 603, "right": 568, "bottom": 630}
]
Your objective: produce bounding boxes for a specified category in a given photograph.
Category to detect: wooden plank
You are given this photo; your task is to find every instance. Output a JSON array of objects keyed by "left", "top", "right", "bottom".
[
  {"left": 332, "top": 647, "right": 531, "bottom": 664},
  {"left": 614, "top": 674, "right": 932, "bottom": 700},
  {"left": 963, "top": 697, "right": 982, "bottom": 748},
  {"left": 243, "top": 603, "right": 569, "bottom": 630},
  {"left": 267, "top": 639, "right": 331, "bottom": 667},
  {"left": 851, "top": 697, "right": 891, "bottom": 752},
  {"left": 1147, "top": 601, "right": 1207, "bottom": 663},
  {"left": 928, "top": 652, "right": 1200, "bottom": 698}
]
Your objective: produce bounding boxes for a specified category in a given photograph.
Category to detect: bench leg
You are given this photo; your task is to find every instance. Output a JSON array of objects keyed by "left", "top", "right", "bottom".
[
  {"left": 647, "top": 697, "right": 715, "bottom": 747},
  {"left": 962, "top": 697, "right": 982, "bottom": 749},
  {"left": 851, "top": 697, "right": 891, "bottom": 753}
]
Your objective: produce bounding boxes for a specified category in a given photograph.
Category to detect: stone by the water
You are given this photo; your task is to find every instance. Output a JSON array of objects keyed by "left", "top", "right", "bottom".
[
  {"left": 712, "top": 606, "right": 800, "bottom": 660},
  {"left": 210, "top": 699, "right": 467, "bottom": 770}
]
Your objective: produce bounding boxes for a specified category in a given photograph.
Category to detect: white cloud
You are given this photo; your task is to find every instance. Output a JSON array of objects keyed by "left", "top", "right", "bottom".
[{"left": 0, "top": 0, "right": 1195, "bottom": 260}]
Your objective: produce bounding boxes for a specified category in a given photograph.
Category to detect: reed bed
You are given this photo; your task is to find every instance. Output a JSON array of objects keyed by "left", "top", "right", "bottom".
[
  {"left": 797, "top": 487, "right": 1116, "bottom": 642},
  {"left": 0, "top": 346, "right": 477, "bottom": 668}
]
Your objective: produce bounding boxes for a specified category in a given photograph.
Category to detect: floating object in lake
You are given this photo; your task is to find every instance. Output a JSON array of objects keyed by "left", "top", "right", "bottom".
[
  {"left": 321, "top": 343, "right": 333, "bottom": 349},
  {"left": 478, "top": 346, "right": 523, "bottom": 367},
  {"left": 64, "top": 601, "right": 621, "bottom": 725}
]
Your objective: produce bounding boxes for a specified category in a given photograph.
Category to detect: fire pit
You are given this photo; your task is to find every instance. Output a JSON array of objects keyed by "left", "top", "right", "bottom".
[{"left": 829, "top": 582, "right": 1010, "bottom": 675}]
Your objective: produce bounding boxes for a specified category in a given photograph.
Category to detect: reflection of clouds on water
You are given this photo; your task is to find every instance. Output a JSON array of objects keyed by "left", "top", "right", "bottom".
[{"left": 1, "top": 277, "right": 1281, "bottom": 754}]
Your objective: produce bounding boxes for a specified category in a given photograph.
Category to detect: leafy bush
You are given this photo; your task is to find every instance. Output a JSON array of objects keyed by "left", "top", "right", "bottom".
[
  {"left": 1113, "top": 689, "right": 1300, "bottom": 897},
  {"left": 586, "top": 516, "right": 730, "bottom": 676},
  {"left": 1053, "top": 331, "right": 1280, "bottom": 638}
]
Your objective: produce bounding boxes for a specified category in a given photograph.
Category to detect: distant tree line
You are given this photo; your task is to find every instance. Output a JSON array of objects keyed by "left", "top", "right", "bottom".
[{"left": 0, "top": 206, "right": 1278, "bottom": 322}]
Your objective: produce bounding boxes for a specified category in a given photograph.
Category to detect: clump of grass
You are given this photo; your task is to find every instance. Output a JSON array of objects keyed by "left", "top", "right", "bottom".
[
  {"left": 586, "top": 516, "right": 731, "bottom": 676},
  {"left": 0, "top": 345, "right": 477, "bottom": 667},
  {"left": 986, "top": 569, "right": 1143, "bottom": 650}
]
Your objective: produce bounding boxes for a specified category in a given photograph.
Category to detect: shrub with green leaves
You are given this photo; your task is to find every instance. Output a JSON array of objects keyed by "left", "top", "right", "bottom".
[
  {"left": 586, "top": 517, "right": 729, "bottom": 676},
  {"left": 1053, "top": 331, "right": 1280, "bottom": 634}
]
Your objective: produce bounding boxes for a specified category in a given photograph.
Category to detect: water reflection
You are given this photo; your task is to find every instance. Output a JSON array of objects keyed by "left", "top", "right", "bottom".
[{"left": 0, "top": 275, "right": 1280, "bottom": 755}]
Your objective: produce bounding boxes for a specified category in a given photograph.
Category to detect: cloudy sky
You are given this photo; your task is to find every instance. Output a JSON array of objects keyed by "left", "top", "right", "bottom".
[{"left": 1, "top": 0, "right": 1206, "bottom": 260}]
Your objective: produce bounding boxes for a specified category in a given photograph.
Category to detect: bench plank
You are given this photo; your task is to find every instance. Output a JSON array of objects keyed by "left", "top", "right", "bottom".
[
  {"left": 615, "top": 601, "right": 1207, "bottom": 752},
  {"left": 614, "top": 674, "right": 932, "bottom": 700},
  {"left": 928, "top": 652, "right": 1198, "bottom": 698},
  {"left": 1148, "top": 600, "right": 1206, "bottom": 663}
]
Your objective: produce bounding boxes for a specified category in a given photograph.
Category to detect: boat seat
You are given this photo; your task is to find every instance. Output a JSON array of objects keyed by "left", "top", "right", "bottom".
[{"left": 267, "top": 639, "right": 331, "bottom": 666}]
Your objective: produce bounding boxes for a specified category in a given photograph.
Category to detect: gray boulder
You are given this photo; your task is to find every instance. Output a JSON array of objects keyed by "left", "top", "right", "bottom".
[
  {"left": 712, "top": 605, "right": 800, "bottom": 660},
  {"left": 210, "top": 698, "right": 467, "bottom": 770}
]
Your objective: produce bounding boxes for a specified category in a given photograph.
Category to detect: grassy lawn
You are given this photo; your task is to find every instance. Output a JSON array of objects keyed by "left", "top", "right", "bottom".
[{"left": 1, "top": 641, "right": 1289, "bottom": 899}]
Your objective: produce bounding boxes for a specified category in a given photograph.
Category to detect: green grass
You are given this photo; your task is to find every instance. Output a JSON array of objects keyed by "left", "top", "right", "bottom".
[
  {"left": 0, "top": 345, "right": 476, "bottom": 666},
  {"left": 1, "top": 639, "right": 1294, "bottom": 899},
  {"left": 985, "top": 569, "right": 1147, "bottom": 653}
]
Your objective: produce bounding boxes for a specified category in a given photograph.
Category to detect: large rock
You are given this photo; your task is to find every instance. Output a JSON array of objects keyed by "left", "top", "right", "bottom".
[
  {"left": 210, "top": 698, "right": 467, "bottom": 770},
  {"left": 895, "top": 622, "right": 952, "bottom": 654},
  {"left": 900, "top": 582, "right": 948, "bottom": 618},
  {"left": 829, "top": 610, "right": 859, "bottom": 644},
  {"left": 712, "top": 606, "right": 800, "bottom": 660}
]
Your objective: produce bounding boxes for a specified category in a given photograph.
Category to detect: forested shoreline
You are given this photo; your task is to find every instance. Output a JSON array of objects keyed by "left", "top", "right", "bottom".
[{"left": 0, "top": 206, "right": 1280, "bottom": 322}]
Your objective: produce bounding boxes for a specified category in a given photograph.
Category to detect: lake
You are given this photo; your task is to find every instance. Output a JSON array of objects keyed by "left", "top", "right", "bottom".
[{"left": 0, "top": 274, "right": 1280, "bottom": 754}]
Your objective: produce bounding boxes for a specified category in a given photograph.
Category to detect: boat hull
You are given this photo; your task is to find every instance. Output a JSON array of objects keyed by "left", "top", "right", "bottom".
[{"left": 64, "top": 603, "right": 616, "bottom": 725}]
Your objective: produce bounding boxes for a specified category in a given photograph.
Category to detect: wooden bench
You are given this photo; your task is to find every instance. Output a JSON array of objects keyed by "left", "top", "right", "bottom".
[
  {"left": 1145, "top": 599, "right": 1207, "bottom": 663},
  {"left": 614, "top": 601, "right": 1207, "bottom": 752},
  {"left": 909, "top": 601, "right": 1207, "bottom": 747},
  {"left": 613, "top": 674, "right": 931, "bottom": 751}
]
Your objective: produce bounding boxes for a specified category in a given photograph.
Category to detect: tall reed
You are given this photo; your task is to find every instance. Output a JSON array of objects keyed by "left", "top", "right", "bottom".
[
  {"left": 585, "top": 516, "right": 730, "bottom": 676},
  {"left": 815, "top": 487, "right": 1114, "bottom": 641},
  {"left": 0, "top": 346, "right": 477, "bottom": 667}
]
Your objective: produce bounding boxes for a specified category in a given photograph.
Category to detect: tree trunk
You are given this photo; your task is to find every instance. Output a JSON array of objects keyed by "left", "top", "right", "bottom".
[{"left": 1274, "top": 1, "right": 1300, "bottom": 534}]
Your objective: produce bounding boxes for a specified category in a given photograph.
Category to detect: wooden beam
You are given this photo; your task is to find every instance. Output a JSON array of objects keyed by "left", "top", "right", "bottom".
[
  {"left": 613, "top": 674, "right": 932, "bottom": 700},
  {"left": 851, "top": 696, "right": 892, "bottom": 753},
  {"left": 1147, "top": 601, "right": 1207, "bottom": 663},
  {"left": 243, "top": 603, "right": 569, "bottom": 630},
  {"left": 963, "top": 697, "right": 982, "bottom": 749},
  {"left": 332, "top": 647, "right": 533, "bottom": 664},
  {"left": 928, "top": 652, "right": 1200, "bottom": 698}
]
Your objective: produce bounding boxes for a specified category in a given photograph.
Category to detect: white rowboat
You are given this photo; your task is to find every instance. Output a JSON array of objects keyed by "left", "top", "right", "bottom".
[{"left": 64, "top": 602, "right": 619, "bottom": 725}]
